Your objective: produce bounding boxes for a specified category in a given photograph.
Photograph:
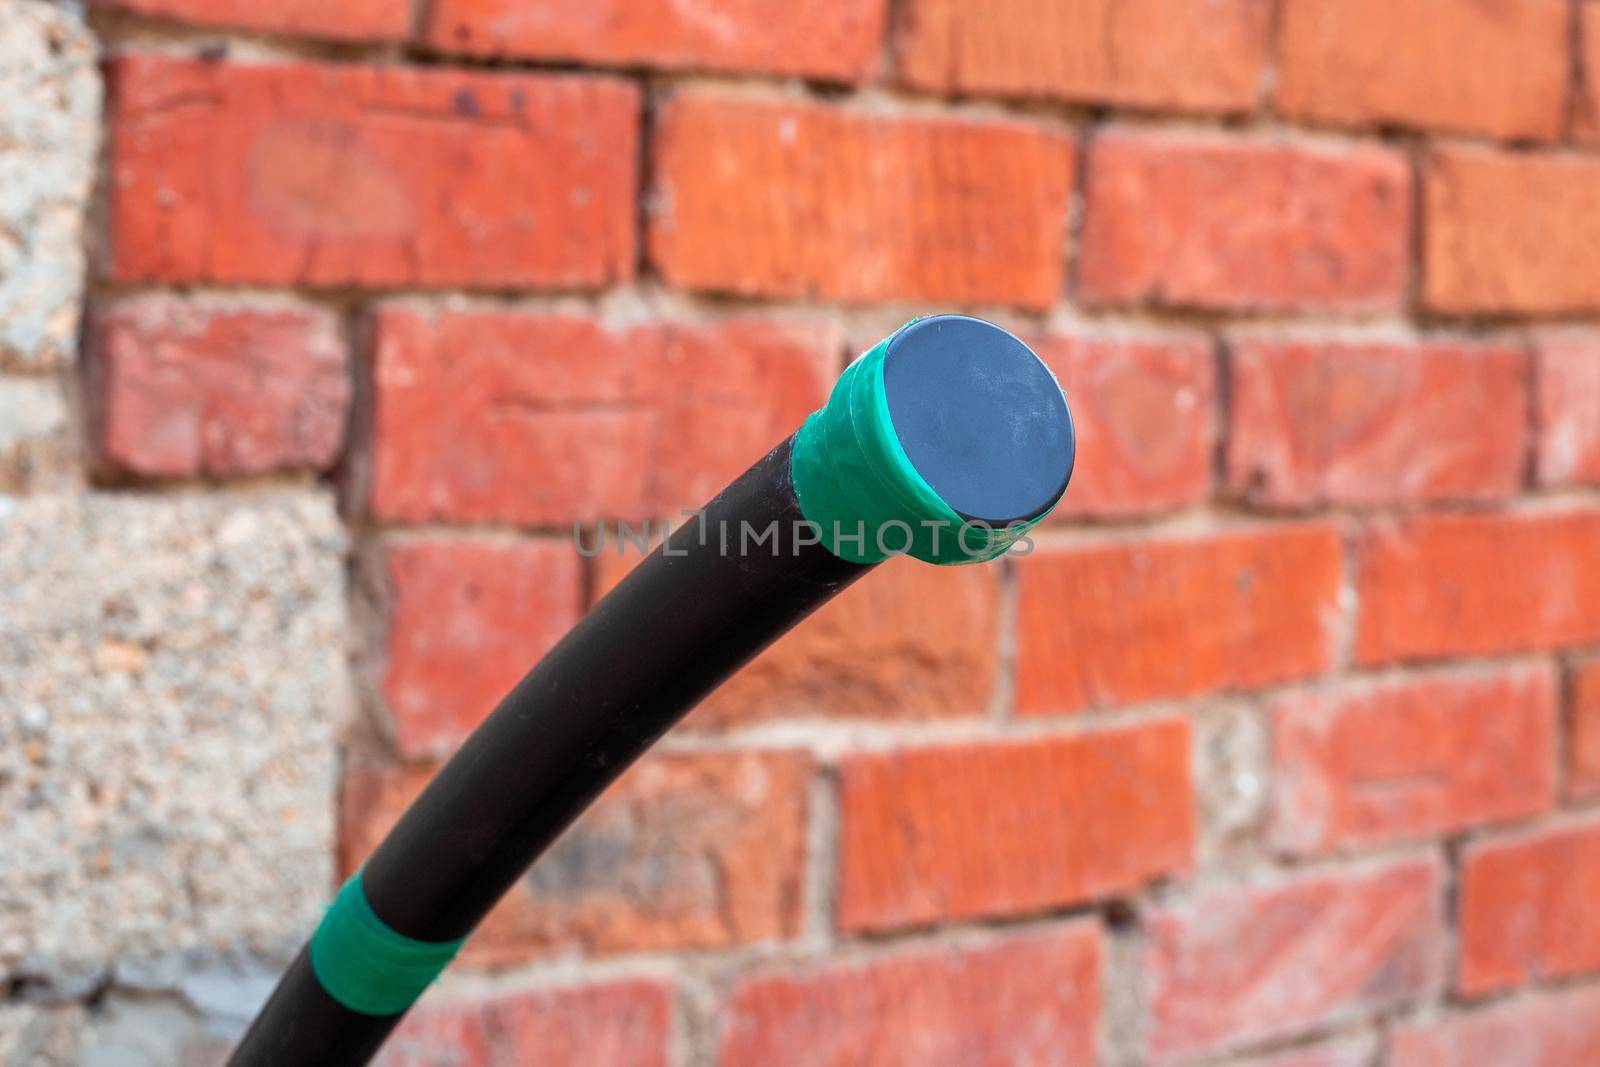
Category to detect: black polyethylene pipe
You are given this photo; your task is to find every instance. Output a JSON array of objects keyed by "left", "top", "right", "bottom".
[{"left": 227, "top": 315, "right": 1075, "bottom": 1065}]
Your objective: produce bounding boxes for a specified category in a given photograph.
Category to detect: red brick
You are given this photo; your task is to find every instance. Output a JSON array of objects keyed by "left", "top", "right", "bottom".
[
  {"left": 650, "top": 92, "right": 1074, "bottom": 309},
  {"left": 1228, "top": 337, "right": 1527, "bottom": 508},
  {"left": 896, "top": 0, "right": 1269, "bottom": 114},
  {"left": 717, "top": 923, "right": 1100, "bottom": 1067},
  {"left": 1079, "top": 132, "right": 1410, "bottom": 312},
  {"left": 1276, "top": 0, "right": 1567, "bottom": 140},
  {"left": 1573, "top": 659, "right": 1600, "bottom": 799},
  {"left": 836, "top": 717, "right": 1193, "bottom": 932},
  {"left": 364, "top": 309, "right": 834, "bottom": 525},
  {"left": 1580, "top": 4, "right": 1600, "bottom": 144},
  {"left": 1270, "top": 666, "right": 1557, "bottom": 854},
  {"left": 1016, "top": 526, "right": 1340, "bottom": 714},
  {"left": 424, "top": 0, "right": 886, "bottom": 83},
  {"left": 1034, "top": 332, "right": 1214, "bottom": 517},
  {"left": 379, "top": 981, "right": 672, "bottom": 1067},
  {"left": 379, "top": 539, "right": 583, "bottom": 760},
  {"left": 1391, "top": 984, "right": 1600, "bottom": 1067},
  {"left": 106, "top": 57, "right": 637, "bottom": 290},
  {"left": 88, "top": 298, "right": 349, "bottom": 478},
  {"left": 1423, "top": 147, "right": 1600, "bottom": 315},
  {"left": 341, "top": 749, "right": 810, "bottom": 962},
  {"left": 594, "top": 553, "right": 999, "bottom": 730},
  {"left": 1355, "top": 511, "right": 1600, "bottom": 665},
  {"left": 94, "top": 0, "right": 410, "bottom": 41},
  {"left": 1458, "top": 819, "right": 1600, "bottom": 996},
  {"left": 1536, "top": 332, "right": 1600, "bottom": 487},
  {"left": 1145, "top": 858, "right": 1443, "bottom": 1062}
]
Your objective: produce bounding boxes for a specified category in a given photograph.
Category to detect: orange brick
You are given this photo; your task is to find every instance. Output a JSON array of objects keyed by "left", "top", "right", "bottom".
[
  {"left": 1145, "top": 859, "right": 1443, "bottom": 1062},
  {"left": 378, "top": 539, "right": 583, "bottom": 760},
  {"left": 1270, "top": 666, "right": 1557, "bottom": 854},
  {"left": 1580, "top": 4, "right": 1600, "bottom": 144},
  {"left": 1355, "top": 511, "right": 1600, "bottom": 665},
  {"left": 1458, "top": 819, "right": 1600, "bottom": 996},
  {"left": 835, "top": 718, "right": 1193, "bottom": 932},
  {"left": 106, "top": 57, "right": 637, "bottom": 289},
  {"left": 1228, "top": 337, "right": 1528, "bottom": 507},
  {"left": 379, "top": 980, "right": 672, "bottom": 1067},
  {"left": 593, "top": 553, "right": 999, "bottom": 730},
  {"left": 94, "top": 0, "right": 411, "bottom": 40},
  {"left": 88, "top": 297, "right": 349, "bottom": 478},
  {"left": 341, "top": 750, "right": 811, "bottom": 962},
  {"left": 1277, "top": 0, "right": 1567, "bottom": 140},
  {"left": 423, "top": 0, "right": 887, "bottom": 82},
  {"left": 1536, "top": 332, "right": 1600, "bottom": 487},
  {"left": 717, "top": 923, "right": 1100, "bottom": 1067},
  {"left": 1016, "top": 526, "right": 1341, "bottom": 714},
  {"left": 1423, "top": 146, "right": 1600, "bottom": 315},
  {"left": 1392, "top": 984, "right": 1600, "bottom": 1067},
  {"left": 1079, "top": 131, "right": 1410, "bottom": 312},
  {"left": 1035, "top": 332, "right": 1215, "bottom": 517},
  {"left": 650, "top": 92, "right": 1074, "bottom": 309},
  {"left": 1573, "top": 659, "right": 1600, "bottom": 799},
  {"left": 896, "top": 0, "right": 1269, "bottom": 114},
  {"left": 364, "top": 309, "right": 835, "bottom": 525}
]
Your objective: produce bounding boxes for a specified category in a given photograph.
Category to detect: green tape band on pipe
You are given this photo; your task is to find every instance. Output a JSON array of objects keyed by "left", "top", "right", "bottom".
[
  {"left": 790, "top": 320, "right": 1059, "bottom": 566},
  {"left": 308, "top": 873, "right": 466, "bottom": 1017}
]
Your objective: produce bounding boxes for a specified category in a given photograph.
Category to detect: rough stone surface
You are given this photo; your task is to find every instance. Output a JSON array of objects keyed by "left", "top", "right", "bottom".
[
  {"left": 0, "top": 1, "right": 99, "bottom": 370},
  {"left": 0, "top": 491, "right": 350, "bottom": 983},
  {"left": 0, "top": 1003, "right": 84, "bottom": 1065},
  {"left": 0, "top": 376, "right": 75, "bottom": 492}
]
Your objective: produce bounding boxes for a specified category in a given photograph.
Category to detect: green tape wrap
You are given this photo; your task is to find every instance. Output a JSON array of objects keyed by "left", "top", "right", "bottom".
[
  {"left": 308, "top": 873, "right": 465, "bottom": 1017},
  {"left": 790, "top": 322, "right": 1059, "bottom": 565}
]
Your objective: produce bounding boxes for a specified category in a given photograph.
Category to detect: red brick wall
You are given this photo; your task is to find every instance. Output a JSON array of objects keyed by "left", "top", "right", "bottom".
[{"left": 86, "top": 1, "right": 1600, "bottom": 1064}]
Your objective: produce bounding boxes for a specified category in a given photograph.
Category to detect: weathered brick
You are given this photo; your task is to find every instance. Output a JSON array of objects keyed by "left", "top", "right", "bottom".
[
  {"left": 379, "top": 980, "right": 672, "bottom": 1067},
  {"left": 718, "top": 923, "right": 1100, "bottom": 1067},
  {"left": 1079, "top": 132, "right": 1410, "bottom": 312},
  {"left": 1355, "top": 511, "right": 1600, "bottom": 665},
  {"left": 650, "top": 92, "right": 1074, "bottom": 309},
  {"left": 424, "top": 0, "right": 886, "bottom": 82},
  {"left": 1423, "top": 146, "right": 1600, "bottom": 315},
  {"left": 1458, "top": 819, "right": 1600, "bottom": 996},
  {"left": 88, "top": 298, "right": 350, "bottom": 479},
  {"left": 95, "top": 0, "right": 411, "bottom": 41},
  {"left": 1276, "top": 0, "right": 1567, "bottom": 140},
  {"left": 365, "top": 309, "right": 834, "bottom": 525},
  {"left": 1580, "top": 3, "right": 1600, "bottom": 144},
  {"left": 593, "top": 553, "right": 999, "bottom": 730},
  {"left": 896, "top": 0, "right": 1269, "bottom": 114},
  {"left": 1535, "top": 331, "right": 1600, "bottom": 487},
  {"left": 1228, "top": 337, "right": 1527, "bottom": 507},
  {"left": 1573, "top": 659, "right": 1600, "bottom": 799},
  {"left": 379, "top": 539, "right": 583, "bottom": 760},
  {"left": 1035, "top": 332, "right": 1214, "bottom": 517},
  {"left": 1270, "top": 666, "right": 1557, "bottom": 854},
  {"left": 342, "top": 749, "right": 810, "bottom": 962},
  {"left": 1016, "top": 526, "right": 1340, "bottom": 714},
  {"left": 1145, "top": 858, "right": 1443, "bottom": 1061},
  {"left": 836, "top": 718, "right": 1193, "bottom": 932},
  {"left": 1391, "top": 984, "right": 1600, "bottom": 1067},
  {"left": 106, "top": 57, "right": 637, "bottom": 289}
]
